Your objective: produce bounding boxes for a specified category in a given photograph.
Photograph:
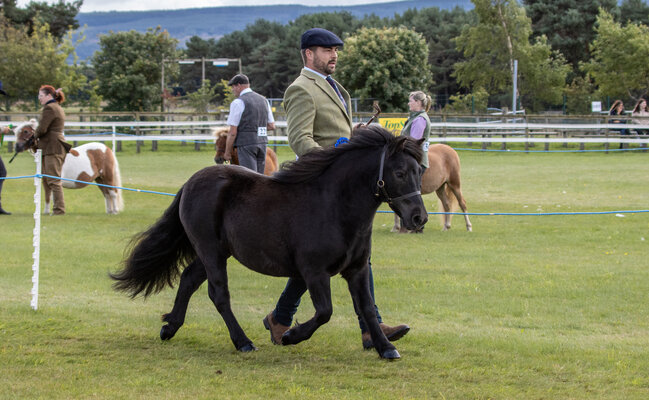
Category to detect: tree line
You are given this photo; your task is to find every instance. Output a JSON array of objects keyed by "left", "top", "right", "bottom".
[{"left": 2, "top": 0, "right": 649, "bottom": 114}]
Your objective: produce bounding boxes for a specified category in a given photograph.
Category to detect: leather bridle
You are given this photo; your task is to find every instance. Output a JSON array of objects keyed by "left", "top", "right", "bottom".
[{"left": 374, "top": 145, "right": 421, "bottom": 205}]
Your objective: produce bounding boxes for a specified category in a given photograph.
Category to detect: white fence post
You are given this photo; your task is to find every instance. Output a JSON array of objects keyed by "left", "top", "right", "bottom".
[
  {"left": 31, "top": 150, "right": 42, "bottom": 310},
  {"left": 112, "top": 124, "right": 116, "bottom": 151}
]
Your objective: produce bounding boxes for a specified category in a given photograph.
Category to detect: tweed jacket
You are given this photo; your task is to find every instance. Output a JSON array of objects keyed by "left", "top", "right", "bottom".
[
  {"left": 283, "top": 68, "right": 352, "bottom": 157},
  {"left": 35, "top": 101, "right": 70, "bottom": 156}
]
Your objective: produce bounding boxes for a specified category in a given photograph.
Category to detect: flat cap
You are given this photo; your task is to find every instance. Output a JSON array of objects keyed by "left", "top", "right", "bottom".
[
  {"left": 228, "top": 74, "right": 249, "bottom": 86},
  {"left": 301, "top": 28, "right": 343, "bottom": 49}
]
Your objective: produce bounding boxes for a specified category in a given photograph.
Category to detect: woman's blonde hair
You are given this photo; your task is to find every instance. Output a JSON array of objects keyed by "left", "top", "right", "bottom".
[{"left": 409, "top": 90, "right": 432, "bottom": 112}]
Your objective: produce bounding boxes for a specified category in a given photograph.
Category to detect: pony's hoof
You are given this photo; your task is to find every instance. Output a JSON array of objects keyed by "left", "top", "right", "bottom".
[
  {"left": 238, "top": 343, "right": 258, "bottom": 352},
  {"left": 380, "top": 349, "right": 401, "bottom": 360},
  {"left": 160, "top": 324, "right": 176, "bottom": 341}
]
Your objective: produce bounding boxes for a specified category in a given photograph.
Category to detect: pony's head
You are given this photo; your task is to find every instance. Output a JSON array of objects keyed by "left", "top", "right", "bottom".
[
  {"left": 212, "top": 127, "right": 229, "bottom": 164},
  {"left": 350, "top": 125, "right": 428, "bottom": 230},
  {"left": 13, "top": 119, "right": 38, "bottom": 153}
]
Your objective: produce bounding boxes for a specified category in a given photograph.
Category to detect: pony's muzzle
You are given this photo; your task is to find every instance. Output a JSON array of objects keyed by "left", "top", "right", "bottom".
[{"left": 411, "top": 212, "right": 428, "bottom": 230}]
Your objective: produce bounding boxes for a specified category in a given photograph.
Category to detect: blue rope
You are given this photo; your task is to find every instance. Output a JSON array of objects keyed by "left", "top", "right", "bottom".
[
  {"left": 3, "top": 175, "right": 647, "bottom": 215},
  {"left": 377, "top": 210, "right": 649, "bottom": 216},
  {"left": 453, "top": 147, "right": 649, "bottom": 153},
  {"left": 0, "top": 174, "right": 175, "bottom": 197}
]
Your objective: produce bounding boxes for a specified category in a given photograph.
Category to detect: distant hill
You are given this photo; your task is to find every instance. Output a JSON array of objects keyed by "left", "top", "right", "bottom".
[{"left": 76, "top": 0, "right": 472, "bottom": 61}]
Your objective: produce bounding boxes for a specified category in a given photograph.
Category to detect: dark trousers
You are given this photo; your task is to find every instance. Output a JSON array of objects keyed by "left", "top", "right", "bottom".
[
  {"left": 236, "top": 143, "right": 266, "bottom": 173},
  {"left": 0, "top": 155, "right": 6, "bottom": 203},
  {"left": 42, "top": 154, "right": 65, "bottom": 214},
  {"left": 273, "top": 260, "right": 382, "bottom": 333}
]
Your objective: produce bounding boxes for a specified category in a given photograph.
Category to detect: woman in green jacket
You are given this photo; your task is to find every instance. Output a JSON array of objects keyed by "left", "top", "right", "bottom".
[{"left": 400, "top": 90, "right": 432, "bottom": 169}]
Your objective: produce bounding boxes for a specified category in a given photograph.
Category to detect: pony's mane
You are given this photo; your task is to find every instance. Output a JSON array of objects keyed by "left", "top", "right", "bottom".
[
  {"left": 271, "top": 124, "right": 423, "bottom": 184},
  {"left": 212, "top": 127, "right": 229, "bottom": 138},
  {"left": 13, "top": 119, "right": 37, "bottom": 135}
]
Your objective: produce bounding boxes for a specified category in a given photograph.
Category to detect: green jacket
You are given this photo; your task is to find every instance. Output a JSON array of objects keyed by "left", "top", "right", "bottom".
[
  {"left": 283, "top": 68, "right": 352, "bottom": 157},
  {"left": 401, "top": 110, "right": 431, "bottom": 168}
]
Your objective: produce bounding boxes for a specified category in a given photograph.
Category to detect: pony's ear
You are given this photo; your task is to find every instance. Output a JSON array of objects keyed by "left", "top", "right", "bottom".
[{"left": 416, "top": 138, "right": 425, "bottom": 147}]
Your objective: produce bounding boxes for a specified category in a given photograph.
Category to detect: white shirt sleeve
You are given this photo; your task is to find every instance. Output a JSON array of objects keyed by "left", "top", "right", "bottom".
[
  {"left": 267, "top": 100, "right": 275, "bottom": 123},
  {"left": 226, "top": 99, "right": 245, "bottom": 126}
]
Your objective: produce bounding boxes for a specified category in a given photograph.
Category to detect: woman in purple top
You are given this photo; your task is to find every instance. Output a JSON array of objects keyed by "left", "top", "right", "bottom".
[{"left": 400, "top": 91, "right": 432, "bottom": 168}]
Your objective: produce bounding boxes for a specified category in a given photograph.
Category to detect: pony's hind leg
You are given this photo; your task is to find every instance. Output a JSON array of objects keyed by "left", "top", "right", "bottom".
[
  {"left": 281, "top": 273, "right": 333, "bottom": 346},
  {"left": 449, "top": 185, "right": 472, "bottom": 232},
  {"left": 160, "top": 259, "right": 207, "bottom": 340},
  {"left": 202, "top": 252, "right": 256, "bottom": 352},
  {"left": 99, "top": 186, "right": 117, "bottom": 214}
]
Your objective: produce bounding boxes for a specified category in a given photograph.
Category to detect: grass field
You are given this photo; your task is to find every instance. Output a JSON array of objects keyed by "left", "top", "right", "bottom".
[{"left": 1, "top": 141, "right": 648, "bottom": 399}]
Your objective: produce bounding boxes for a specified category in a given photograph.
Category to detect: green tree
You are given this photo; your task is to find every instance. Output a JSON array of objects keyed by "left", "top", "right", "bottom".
[
  {"left": 337, "top": 26, "right": 434, "bottom": 112},
  {"left": 1, "top": 0, "right": 82, "bottom": 40},
  {"left": 582, "top": 10, "right": 649, "bottom": 100},
  {"left": 564, "top": 75, "right": 597, "bottom": 115},
  {"left": 390, "top": 6, "right": 476, "bottom": 107},
  {"left": 443, "top": 87, "right": 489, "bottom": 113},
  {"left": 620, "top": 0, "right": 649, "bottom": 26},
  {"left": 453, "top": 0, "right": 569, "bottom": 111},
  {"left": 184, "top": 79, "right": 218, "bottom": 113},
  {"left": 524, "top": 0, "right": 617, "bottom": 73},
  {"left": 93, "top": 28, "right": 179, "bottom": 111}
]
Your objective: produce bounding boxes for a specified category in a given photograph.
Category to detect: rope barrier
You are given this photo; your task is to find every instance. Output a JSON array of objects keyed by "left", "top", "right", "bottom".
[
  {"left": 454, "top": 147, "right": 649, "bottom": 153},
  {"left": 3, "top": 174, "right": 646, "bottom": 216}
]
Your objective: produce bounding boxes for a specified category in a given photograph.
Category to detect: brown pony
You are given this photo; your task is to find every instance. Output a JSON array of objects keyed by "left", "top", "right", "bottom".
[
  {"left": 212, "top": 127, "right": 278, "bottom": 175},
  {"left": 393, "top": 143, "right": 472, "bottom": 232},
  {"left": 13, "top": 121, "right": 124, "bottom": 214}
]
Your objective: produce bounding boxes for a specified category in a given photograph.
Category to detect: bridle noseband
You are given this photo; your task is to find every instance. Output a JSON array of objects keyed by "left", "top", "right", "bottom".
[{"left": 374, "top": 145, "right": 421, "bottom": 205}]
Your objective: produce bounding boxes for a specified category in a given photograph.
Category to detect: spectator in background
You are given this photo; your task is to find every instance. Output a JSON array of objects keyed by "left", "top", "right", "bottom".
[
  {"left": 223, "top": 74, "right": 275, "bottom": 173},
  {"left": 631, "top": 98, "right": 649, "bottom": 135},
  {"left": 608, "top": 99, "right": 628, "bottom": 149},
  {"left": 397, "top": 90, "right": 432, "bottom": 233}
]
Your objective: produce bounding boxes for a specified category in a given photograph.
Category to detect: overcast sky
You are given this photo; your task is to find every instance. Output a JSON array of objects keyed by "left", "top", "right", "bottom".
[{"left": 17, "top": 0, "right": 402, "bottom": 13}]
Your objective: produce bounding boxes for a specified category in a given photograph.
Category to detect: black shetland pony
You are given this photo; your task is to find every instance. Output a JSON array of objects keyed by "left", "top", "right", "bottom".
[{"left": 110, "top": 125, "right": 428, "bottom": 360}]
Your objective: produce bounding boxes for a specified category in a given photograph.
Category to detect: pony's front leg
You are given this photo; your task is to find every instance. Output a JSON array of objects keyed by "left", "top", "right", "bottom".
[
  {"left": 160, "top": 259, "right": 207, "bottom": 340},
  {"left": 204, "top": 257, "right": 256, "bottom": 352},
  {"left": 281, "top": 274, "right": 332, "bottom": 346},
  {"left": 436, "top": 186, "right": 452, "bottom": 231},
  {"left": 391, "top": 214, "right": 401, "bottom": 232},
  {"left": 346, "top": 266, "right": 399, "bottom": 360}
]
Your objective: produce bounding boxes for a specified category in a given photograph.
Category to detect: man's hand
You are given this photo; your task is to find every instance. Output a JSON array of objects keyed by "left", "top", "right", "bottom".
[{"left": 224, "top": 150, "right": 232, "bottom": 161}]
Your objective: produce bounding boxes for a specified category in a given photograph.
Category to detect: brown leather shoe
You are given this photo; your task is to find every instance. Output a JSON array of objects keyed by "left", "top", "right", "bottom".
[
  {"left": 361, "top": 323, "right": 410, "bottom": 350},
  {"left": 262, "top": 312, "right": 290, "bottom": 345}
]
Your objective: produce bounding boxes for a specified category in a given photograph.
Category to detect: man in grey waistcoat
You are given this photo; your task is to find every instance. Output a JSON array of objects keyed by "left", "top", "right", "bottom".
[{"left": 224, "top": 74, "right": 275, "bottom": 173}]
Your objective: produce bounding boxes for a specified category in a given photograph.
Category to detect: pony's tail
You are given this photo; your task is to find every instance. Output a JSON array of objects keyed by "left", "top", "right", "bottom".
[
  {"left": 110, "top": 147, "right": 124, "bottom": 212},
  {"left": 267, "top": 148, "right": 279, "bottom": 173},
  {"left": 110, "top": 187, "right": 194, "bottom": 298}
]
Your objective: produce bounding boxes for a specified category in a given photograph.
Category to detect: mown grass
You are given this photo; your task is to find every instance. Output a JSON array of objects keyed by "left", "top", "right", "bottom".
[{"left": 1, "top": 142, "right": 648, "bottom": 399}]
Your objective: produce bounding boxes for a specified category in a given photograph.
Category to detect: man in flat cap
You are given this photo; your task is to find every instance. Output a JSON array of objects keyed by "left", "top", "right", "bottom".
[
  {"left": 263, "top": 28, "right": 409, "bottom": 350},
  {"left": 223, "top": 73, "right": 275, "bottom": 173}
]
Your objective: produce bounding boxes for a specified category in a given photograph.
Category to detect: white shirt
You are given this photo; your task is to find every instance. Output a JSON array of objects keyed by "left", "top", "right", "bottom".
[{"left": 226, "top": 88, "right": 275, "bottom": 127}]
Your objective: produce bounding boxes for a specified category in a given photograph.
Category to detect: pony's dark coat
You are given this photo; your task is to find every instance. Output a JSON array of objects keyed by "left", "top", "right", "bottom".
[{"left": 111, "top": 125, "right": 427, "bottom": 359}]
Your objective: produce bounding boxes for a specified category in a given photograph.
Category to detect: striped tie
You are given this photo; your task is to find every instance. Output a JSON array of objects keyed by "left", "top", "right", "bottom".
[{"left": 326, "top": 76, "right": 347, "bottom": 110}]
